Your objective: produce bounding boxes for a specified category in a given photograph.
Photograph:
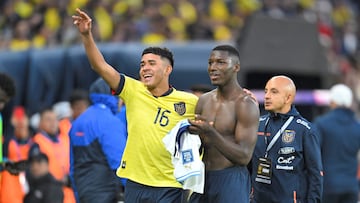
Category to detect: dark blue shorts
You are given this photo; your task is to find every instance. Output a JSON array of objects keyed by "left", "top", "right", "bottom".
[
  {"left": 189, "top": 166, "right": 251, "bottom": 203},
  {"left": 124, "top": 179, "right": 184, "bottom": 203}
]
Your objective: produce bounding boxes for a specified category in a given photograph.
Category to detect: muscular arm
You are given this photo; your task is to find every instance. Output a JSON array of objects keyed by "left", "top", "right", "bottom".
[
  {"left": 190, "top": 95, "right": 260, "bottom": 166},
  {"left": 212, "top": 96, "right": 259, "bottom": 166},
  {"left": 72, "top": 8, "right": 120, "bottom": 90}
]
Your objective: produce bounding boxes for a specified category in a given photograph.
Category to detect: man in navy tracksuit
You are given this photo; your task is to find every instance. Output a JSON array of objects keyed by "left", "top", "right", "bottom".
[
  {"left": 250, "top": 75, "right": 323, "bottom": 203},
  {"left": 69, "top": 78, "right": 127, "bottom": 203},
  {"left": 313, "top": 84, "right": 360, "bottom": 203}
]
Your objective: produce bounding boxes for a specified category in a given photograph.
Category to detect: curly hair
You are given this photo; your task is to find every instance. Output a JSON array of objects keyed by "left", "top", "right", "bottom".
[{"left": 0, "top": 72, "right": 16, "bottom": 98}]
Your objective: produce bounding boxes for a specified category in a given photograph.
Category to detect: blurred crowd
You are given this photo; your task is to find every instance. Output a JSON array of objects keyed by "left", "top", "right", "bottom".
[
  {"left": 0, "top": 0, "right": 358, "bottom": 51},
  {"left": 1, "top": 0, "right": 360, "bottom": 98}
]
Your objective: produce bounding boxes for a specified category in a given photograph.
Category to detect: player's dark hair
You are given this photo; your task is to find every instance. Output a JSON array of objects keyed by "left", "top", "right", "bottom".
[
  {"left": 212, "top": 45, "right": 240, "bottom": 63},
  {"left": 0, "top": 73, "right": 16, "bottom": 98},
  {"left": 142, "top": 47, "right": 174, "bottom": 67}
]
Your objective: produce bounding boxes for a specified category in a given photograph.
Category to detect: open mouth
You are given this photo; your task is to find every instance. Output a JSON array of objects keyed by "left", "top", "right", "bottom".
[{"left": 142, "top": 74, "right": 152, "bottom": 82}]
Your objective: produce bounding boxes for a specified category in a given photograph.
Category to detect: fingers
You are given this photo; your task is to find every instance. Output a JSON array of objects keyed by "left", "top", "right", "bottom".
[
  {"left": 77, "top": 8, "right": 91, "bottom": 20},
  {"left": 75, "top": 8, "right": 81, "bottom": 13},
  {"left": 189, "top": 117, "right": 214, "bottom": 127},
  {"left": 72, "top": 16, "right": 81, "bottom": 25},
  {"left": 195, "top": 114, "right": 208, "bottom": 121},
  {"left": 188, "top": 119, "right": 200, "bottom": 126},
  {"left": 72, "top": 8, "right": 92, "bottom": 25},
  {"left": 243, "top": 88, "right": 259, "bottom": 104}
]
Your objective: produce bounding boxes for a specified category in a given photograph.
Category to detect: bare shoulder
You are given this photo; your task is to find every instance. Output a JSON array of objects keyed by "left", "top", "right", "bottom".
[
  {"left": 236, "top": 92, "right": 260, "bottom": 121},
  {"left": 198, "top": 89, "right": 215, "bottom": 102},
  {"left": 237, "top": 91, "right": 258, "bottom": 106}
]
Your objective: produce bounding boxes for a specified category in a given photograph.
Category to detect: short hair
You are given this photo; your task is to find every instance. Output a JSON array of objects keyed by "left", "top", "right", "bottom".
[
  {"left": 69, "top": 89, "right": 90, "bottom": 106},
  {"left": 142, "top": 47, "right": 174, "bottom": 67},
  {"left": 212, "top": 45, "right": 240, "bottom": 63},
  {"left": 0, "top": 73, "right": 16, "bottom": 98},
  {"left": 39, "top": 106, "right": 54, "bottom": 117}
]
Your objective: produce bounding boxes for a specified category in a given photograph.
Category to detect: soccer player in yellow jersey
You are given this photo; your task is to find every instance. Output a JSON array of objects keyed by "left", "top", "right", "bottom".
[{"left": 73, "top": 8, "right": 198, "bottom": 202}]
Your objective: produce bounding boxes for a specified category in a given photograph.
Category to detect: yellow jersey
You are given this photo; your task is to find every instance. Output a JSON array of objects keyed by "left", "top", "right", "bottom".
[{"left": 116, "top": 75, "right": 198, "bottom": 187}]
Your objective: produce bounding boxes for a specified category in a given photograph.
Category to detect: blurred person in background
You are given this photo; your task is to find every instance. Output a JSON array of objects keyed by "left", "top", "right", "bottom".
[
  {"left": 31, "top": 107, "right": 75, "bottom": 203},
  {"left": 69, "top": 78, "right": 127, "bottom": 203},
  {"left": 69, "top": 89, "right": 91, "bottom": 121},
  {"left": 53, "top": 101, "right": 72, "bottom": 151},
  {"left": 0, "top": 72, "right": 16, "bottom": 193},
  {"left": 0, "top": 72, "right": 15, "bottom": 111},
  {"left": 55, "top": 89, "right": 91, "bottom": 164},
  {"left": 24, "top": 149, "right": 63, "bottom": 203},
  {"left": 250, "top": 75, "right": 323, "bottom": 203},
  {"left": 189, "top": 84, "right": 213, "bottom": 97},
  {"left": 0, "top": 106, "right": 33, "bottom": 203},
  {"left": 313, "top": 84, "right": 360, "bottom": 203}
]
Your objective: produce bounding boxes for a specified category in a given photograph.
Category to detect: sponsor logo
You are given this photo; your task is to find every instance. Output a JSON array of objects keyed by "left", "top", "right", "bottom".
[
  {"left": 75, "top": 132, "right": 84, "bottom": 136},
  {"left": 277, "top": 156, "right": 295, "bottom": 164},
  {"left": 278, "top": 147, "right": 295, "bottom": 154},
  {"left": 259, "top": 117, "right": 267, "bottom": 121},
  {"left": 276, "top": 165, "right": 294, "bottom": 170},
  {"left": 282, "top": 130, "right": 295, "bottom": 143},
  {"left": 182, "top": 149, "right": 194, "bottom": 164},
  {"left": 296, "top": 119, "right": 311, "bottom": 129},
  {"left": 174, "top": 102, "right": 186, "bottom": 115}
]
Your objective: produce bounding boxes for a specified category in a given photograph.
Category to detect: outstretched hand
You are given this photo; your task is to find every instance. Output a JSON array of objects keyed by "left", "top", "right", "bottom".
[
  {"left": 72, "top": 8, "right": 92, "bottom": 35},
  {"left": 188, "top": 114, "right": 214, "bottom": 144}
]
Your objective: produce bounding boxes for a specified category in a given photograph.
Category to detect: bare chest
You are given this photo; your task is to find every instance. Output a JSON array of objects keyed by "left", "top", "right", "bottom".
[{"left": 201, "top": 100, "right": 237, "bottom": 135}]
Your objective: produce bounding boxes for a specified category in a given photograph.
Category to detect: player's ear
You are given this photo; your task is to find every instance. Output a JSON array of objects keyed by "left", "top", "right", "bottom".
[
  {"left": 233, "top": 62, "right": 240, "bottom": 72},
  {"left": 285, "top": 93, "right": 293, "bottom": 104},
  {"left": 165, "top": 64, "right": 172, "bottom": 75}
]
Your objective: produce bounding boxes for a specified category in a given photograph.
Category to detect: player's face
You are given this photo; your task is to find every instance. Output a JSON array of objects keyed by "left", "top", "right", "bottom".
[
  {"left": 208, "top": 50, "right": 236, "bottom": 86},
  {"left": 264, "top": 79, "right": 288, "bottom": 113},
  {"left": 139, "top": 53, "right": 169, "bottom": 90}
]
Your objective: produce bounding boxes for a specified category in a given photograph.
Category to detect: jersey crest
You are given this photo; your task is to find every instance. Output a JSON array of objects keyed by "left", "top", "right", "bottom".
[{"left": 174, "top": 102, "right": 186, "bottom": 115}]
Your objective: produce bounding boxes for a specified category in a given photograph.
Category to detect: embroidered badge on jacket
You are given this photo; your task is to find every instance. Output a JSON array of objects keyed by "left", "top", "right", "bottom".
[{"left": 282, "top": 130, "right": 295, "bottom": 143}]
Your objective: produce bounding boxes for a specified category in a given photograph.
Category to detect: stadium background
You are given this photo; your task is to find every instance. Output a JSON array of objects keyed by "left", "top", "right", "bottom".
[{"left": 0, "top": 0, "right": 360, "bottom": 136}]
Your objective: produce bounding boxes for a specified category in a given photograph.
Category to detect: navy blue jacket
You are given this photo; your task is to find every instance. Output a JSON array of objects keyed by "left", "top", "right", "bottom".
[
  {"left": 69, "top": 93, "right": 127, "bottom": 203},
  {"left": 313, "top": 107, "right": 360, "bottom": 195},
  {"left": 250, "top": 106, "right": 323, "bottom": 203}
]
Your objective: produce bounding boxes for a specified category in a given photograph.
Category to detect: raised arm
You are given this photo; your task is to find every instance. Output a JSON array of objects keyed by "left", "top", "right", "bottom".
[{"left": 72, "top": 8, "right": 120, "bottom": 90}]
